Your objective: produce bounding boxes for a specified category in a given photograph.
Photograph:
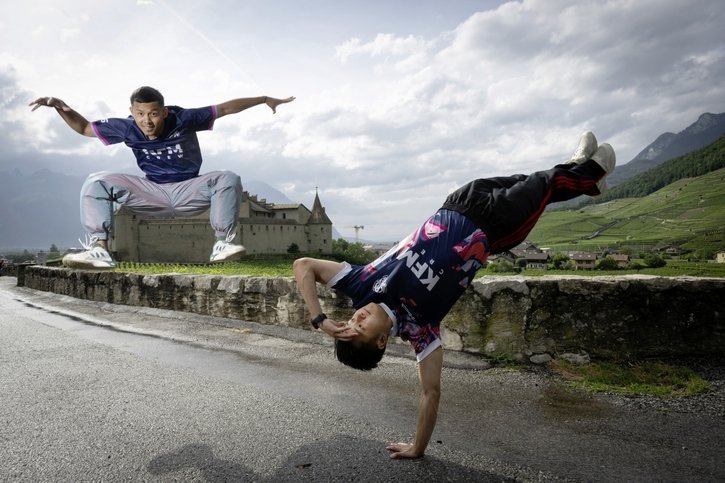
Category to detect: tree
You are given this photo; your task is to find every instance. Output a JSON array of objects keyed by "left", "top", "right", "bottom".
[
  {"left": 630, "top": 261, "right": 646, "bottom": 271},
  {"left": 488, "top": 260, "right": 517, "bottom": 273},
  {"left": 332, "top": 239, "right": 377, "bottom": 265},
  {"left": 596, "top": 256, "right": 619, "bottom": 270},
  {"left": 550, "top": 252, "right": 570, "bottom": 270},
  {"left": 644, "top": 253, "right": 666, "bottom": 268},
  {"left": 287, "top": 243, "right": 300, "bottom": 255}
]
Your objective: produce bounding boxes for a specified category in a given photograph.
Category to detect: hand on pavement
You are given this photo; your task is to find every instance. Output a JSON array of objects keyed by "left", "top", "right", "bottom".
[{"left": 386, "top": 442, "right": 424, "bottom": 459}]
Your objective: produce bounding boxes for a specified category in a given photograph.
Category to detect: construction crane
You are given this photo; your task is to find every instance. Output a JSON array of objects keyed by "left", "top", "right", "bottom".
[{"left": 341, "top": 225, "right": 365, "bottom": 243}]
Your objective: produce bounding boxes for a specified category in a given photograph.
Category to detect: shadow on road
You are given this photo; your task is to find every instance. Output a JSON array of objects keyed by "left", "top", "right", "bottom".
[{"left": 148, "top": 435, "right": 513, "bottom": 482}]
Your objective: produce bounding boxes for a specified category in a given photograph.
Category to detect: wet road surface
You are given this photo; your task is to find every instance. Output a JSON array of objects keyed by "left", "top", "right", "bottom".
[{"left": 1, "top": 277, "right": 723, "bottom": 482}]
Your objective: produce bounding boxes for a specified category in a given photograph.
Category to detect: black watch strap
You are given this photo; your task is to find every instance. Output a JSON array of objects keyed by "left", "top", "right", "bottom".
[{"left": 310, "top": 313, "right": 327, "bottom": 329}]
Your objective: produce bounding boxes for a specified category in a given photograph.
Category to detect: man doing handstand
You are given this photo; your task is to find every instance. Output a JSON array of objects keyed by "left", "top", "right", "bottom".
[{"left": 293, "top": 131, "right": 615, "bottom": 459}]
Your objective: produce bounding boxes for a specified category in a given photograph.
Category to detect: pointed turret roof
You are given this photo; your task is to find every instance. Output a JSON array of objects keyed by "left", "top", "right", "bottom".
[{"left": 308, "top": 188, "right": 332, "bottom": 224}]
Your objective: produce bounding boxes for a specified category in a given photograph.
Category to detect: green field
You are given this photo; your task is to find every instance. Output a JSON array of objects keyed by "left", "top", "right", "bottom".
[
  {"left": 116, "top": 256, "right": 297, "bottom": 277},
  {"left": 112, "top": 257, "right": 725, "bottom": 278},
  {"left": 528, "top": 168, "right": 725, "bottom": 254},
  {"left": 479, "top": 260, "right": 725, "bottom": 278}
]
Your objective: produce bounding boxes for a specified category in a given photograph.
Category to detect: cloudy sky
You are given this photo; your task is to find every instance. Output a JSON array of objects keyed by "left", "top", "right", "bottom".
[{"left": 2, "top": 0, "right": 724, "bottom": 242}]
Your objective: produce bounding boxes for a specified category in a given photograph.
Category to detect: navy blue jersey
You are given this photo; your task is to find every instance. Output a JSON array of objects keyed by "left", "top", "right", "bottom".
[
  {"left": 330, "top": 209, "right": 490, "bottom": 361},
  {"left": 91, "top": 105, "right": 217, "bottom": 184}
]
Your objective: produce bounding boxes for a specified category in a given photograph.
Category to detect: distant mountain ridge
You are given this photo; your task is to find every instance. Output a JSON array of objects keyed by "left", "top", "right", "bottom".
[
  {"left": 242, "top": 180, "right": 293, "bottom": 204},
  {"left": 608, "top": 112, "right": 725, "bottom": 186}
]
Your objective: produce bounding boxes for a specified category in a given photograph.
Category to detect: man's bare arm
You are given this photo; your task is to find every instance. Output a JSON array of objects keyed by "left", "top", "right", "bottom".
[
  {"left": 387, "top": 346, "right": 443, "bottom": 459},
  {"left": 216, "top": 95, "right": 295, "bottom": 118},
  {"left": 29, "top": 97, "right": 95, "bottom": 137},
  {"left": 292, "top": 257, "right": 355, "bottom": 340}
]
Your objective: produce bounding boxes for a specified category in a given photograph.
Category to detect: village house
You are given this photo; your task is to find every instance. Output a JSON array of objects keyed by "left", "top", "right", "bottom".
[
  {"left": 110, "top": 190, "right": 333, "bottom": 263},
  {"left": 505, "top": 242, "right": 549, "bottom": 269},
  {"left": 569, "top": 252, "right": 597, "bottom": 270},
  {"left": 608, "top": 254, "right": 630, "bottom": 268},
  {"left": 661, "top": 245, "right": 684, "bottom": 257}
]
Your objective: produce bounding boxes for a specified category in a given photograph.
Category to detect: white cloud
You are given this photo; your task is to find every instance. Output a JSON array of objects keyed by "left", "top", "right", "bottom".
[
  {"left": 335, "top": 33, "right": 432, "bottom": 64},
  {"left": 60, "top": 28, "right": 81, "bottom": 42},
  {"left": 2, "top": 0, "right": 724, "bottom": 241}
]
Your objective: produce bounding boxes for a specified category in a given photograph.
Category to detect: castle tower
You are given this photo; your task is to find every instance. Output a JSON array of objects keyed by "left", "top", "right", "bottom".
[{"left": 306, "top": 188, "right": 333, "bottom": 254}]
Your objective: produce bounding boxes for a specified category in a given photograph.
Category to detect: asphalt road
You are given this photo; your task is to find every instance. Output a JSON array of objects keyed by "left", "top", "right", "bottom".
[{"left": 1, "top": 277, "right": 723, "bottom": 482}]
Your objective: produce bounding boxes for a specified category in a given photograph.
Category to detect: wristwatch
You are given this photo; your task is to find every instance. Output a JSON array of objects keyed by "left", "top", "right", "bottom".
[{"left": 310, "top": 313, "right": 327, "bottom": 329}]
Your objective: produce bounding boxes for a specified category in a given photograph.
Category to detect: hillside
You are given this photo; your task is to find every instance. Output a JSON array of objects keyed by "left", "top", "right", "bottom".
[
  {"left": 527, "top": 167, "right": 725, "bottom": 256},
  {"left": 588, "top": 133, "right": 725, "bottom": 204}
]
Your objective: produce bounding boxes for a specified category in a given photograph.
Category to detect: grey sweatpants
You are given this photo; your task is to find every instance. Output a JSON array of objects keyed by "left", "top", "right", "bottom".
[{"left": 79, "top": 170, "right": 242, "bottom": 240}]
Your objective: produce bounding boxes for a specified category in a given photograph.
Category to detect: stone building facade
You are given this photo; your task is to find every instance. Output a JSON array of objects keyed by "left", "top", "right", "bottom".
[{"left": 110, "top": 190, "right": 333, "bottom": 262}]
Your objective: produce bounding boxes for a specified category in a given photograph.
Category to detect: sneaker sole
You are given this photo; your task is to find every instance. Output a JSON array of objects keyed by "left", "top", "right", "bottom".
[
  {"left": 209, "top": 247, "right": 246, "bottom": 263},
  {"left": 63, "top": 260, "right": 116, "bottom": 269}
]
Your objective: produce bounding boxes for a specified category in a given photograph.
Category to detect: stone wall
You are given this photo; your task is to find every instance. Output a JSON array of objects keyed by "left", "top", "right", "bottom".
[{"left": 17, "top": 265, "right": 725, "bottom": 362}]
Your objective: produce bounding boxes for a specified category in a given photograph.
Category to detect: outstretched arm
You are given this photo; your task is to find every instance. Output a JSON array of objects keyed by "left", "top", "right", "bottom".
[
  {"left": 292, "top": 257, "right": 355, "bottom": 340},
  {"left": 216, "top": 95, "right": 295, "bottom": 118},
  {"left": 387, "top": 346, "right": 443, "bottom": 459},
  {"left": 29, "top": 96, "right": 96, "bottom": 137}
]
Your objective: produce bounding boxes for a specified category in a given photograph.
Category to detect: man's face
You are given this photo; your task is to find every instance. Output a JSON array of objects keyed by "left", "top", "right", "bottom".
[
  {"left": 130, "top": 101, "right": 167, "bottom": 140},
  {"left": 346, "top": 303, "right": 392, "bottom": 349}
]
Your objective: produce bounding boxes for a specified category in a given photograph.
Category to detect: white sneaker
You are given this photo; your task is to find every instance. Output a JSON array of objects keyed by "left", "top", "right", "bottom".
[
  {"left": 590, "top": 143, "right": 616, "bottom": 193},
  {"left": 569, "top": 131, "right": 598, "bottom": 164},
  {"left": 63, "top": 235, "right": 116, "bottom": 269},
  {"left": 210, "top": 231, "right": 246, "bottom": 262}
]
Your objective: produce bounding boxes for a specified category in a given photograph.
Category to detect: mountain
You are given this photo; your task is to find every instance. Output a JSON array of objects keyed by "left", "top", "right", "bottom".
[
  {"left": 0, "top": 171, "right": 295, "bottom": 250},
  {"left": 0, "top": 169, "right": 85, "bottom": 249},
  {"left": 607, "top": 112, "right": 725, "bottom": 186},
  {"left": 242, "top": 180, "right": 293, "bottom": 204}
]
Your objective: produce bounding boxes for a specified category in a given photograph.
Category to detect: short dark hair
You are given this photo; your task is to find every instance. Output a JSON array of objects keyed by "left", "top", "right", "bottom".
[
  {"left": 334, "top": 339, "right": 385, "bottom": 371},
  {"left": 130, "top": 86, "right": 164, "bottom": 106}
]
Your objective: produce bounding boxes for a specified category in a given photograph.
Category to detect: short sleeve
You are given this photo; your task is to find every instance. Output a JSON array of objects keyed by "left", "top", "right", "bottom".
[
  {"left": 177, "top": 106, "right": 217, "bottom": 132},
  {"left": 91, "top": 117, "right": 133, "bottom": 145}
]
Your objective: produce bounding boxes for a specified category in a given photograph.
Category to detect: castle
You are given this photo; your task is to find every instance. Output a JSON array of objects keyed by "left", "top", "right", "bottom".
[{"left": 109, "top": 190, "right": 333, "bottom": 262}]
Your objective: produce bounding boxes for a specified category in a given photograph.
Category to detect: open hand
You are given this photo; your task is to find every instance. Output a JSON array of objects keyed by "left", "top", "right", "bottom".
[
  {"left": 264, "top": 96, "right": 296, "bottom": 114},
  {"left": 29, "top": 96, "right": 70, "bottom": 112},
  {"left": 386, "top": 442, "right": 424, "bottom": 459}
]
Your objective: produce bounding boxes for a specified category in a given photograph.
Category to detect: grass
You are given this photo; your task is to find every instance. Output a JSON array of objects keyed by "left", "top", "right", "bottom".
[
  {"left": 549, "top": 359, "right": 712, "bottom": 398},
  {"left": 109, "top": 257, "right": 725, "bottom": 278},
  {"left": 110, "top": 257, "right": 725, "bottom": 278},
  {"left": 115, "top": 256, "right": 298, "bottom": 277},
  {"left": 528, "top": 168, "right": 725, "bottom": 254},
  {"left": 480, "top": 260, "right": 725, "bottom": 278}
]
